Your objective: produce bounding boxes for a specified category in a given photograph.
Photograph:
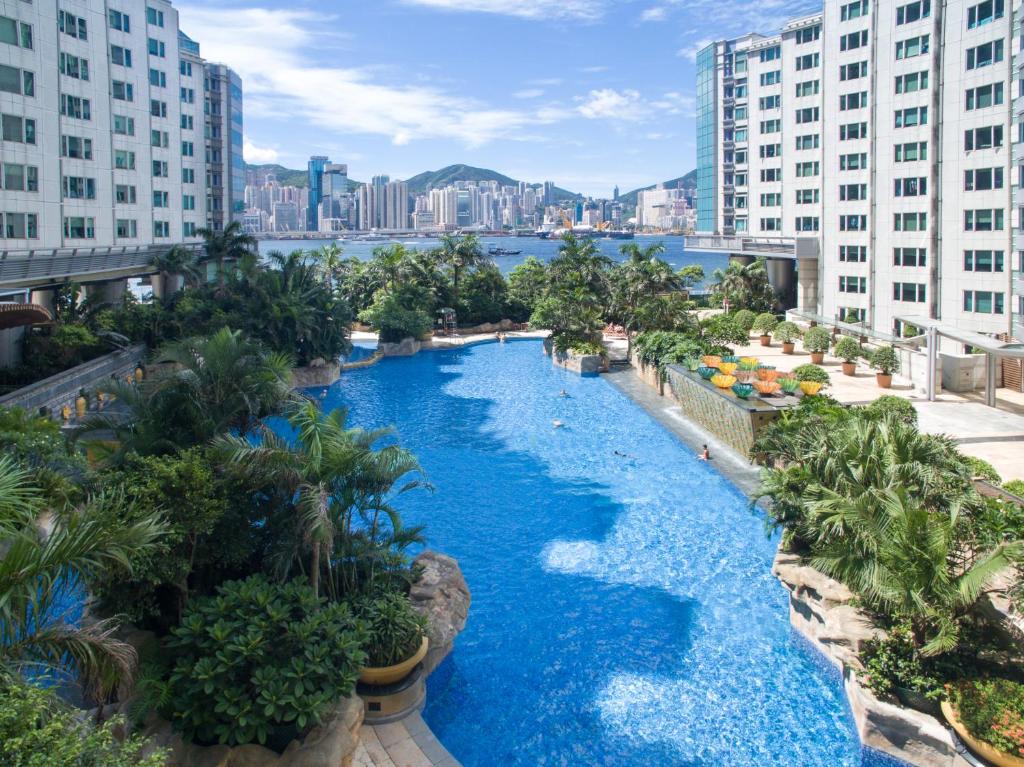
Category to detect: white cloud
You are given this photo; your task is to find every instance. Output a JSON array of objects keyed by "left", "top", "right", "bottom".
[
  {"left": 678, "top": 38, "right": 714, "bottom": 62},
  {"left": 243, "top": 139, "right": 279, "bottom": 164},
  {"left": 577, "top": 89, "right": 648, "bottom": 121},
  {"left": 399, "top": 0, "right": 606, "bottom": 20},
  {"left": 640, "top": 6, "right": 668, "bottom": 21},
  {"left": 513, "top": 88, "right": 545, "bottom": 99},
  {"left": 579, "top": 65, "right": 609, "bottom": 73}
]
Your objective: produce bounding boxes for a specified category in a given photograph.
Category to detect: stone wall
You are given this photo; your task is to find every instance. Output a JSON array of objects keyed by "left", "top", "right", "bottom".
[
  {"left": 630, "top": 355, "right": 665, "bottom": 396},
  {"left": 410, "top": 551, "right": 471, "bottom": 676},
  {"left": 291, "top": 361, "right": 342, "bottom": 388},
  {"left": 378, "top": 337, "right": 423, "bottom": 357},
  {"left": 542, "top": 337, "right": 607, "bottom": 377},
  {"left": 772, "top": 550, "right": 964, "bottom": 767}
]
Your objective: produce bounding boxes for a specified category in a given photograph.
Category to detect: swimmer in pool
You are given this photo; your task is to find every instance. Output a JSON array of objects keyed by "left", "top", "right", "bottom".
[
  {"left": 552, "top": 419, "right": 564, "bottom": 428},
  {"left": 697, "top": 444, "right": 710, "bottom": 461},
  {"left": 558, "top": 389, "right": 568, "bottom": 397}
]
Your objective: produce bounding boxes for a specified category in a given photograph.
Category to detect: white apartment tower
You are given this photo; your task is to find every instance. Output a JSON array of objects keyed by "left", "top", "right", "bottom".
[
  {"left": 0, "top": 0, "right": 240, "bottom": 292},
  {"left": 696, "top": 0, "right": 1019, "bottom": 340}
]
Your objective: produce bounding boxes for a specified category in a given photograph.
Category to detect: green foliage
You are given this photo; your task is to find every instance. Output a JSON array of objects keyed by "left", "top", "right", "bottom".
[
  {"left": 458, "top": 263, "right": 509, "bottom": 326},
  {"left": 802, "top": 327, "right": 832, "bottom": 354},
  {"left": 359, "top": 293, "right": 433, "bottom": 344},
  {"left": 506, "top": 257, "right": 548, "bottom": 317},
  {"left": 0, "top": 406, "right": 85, "bottom": 506},
  {"left": 710, "top": 258, "right": 776, "bottom": 312},
  {"left": 870, "top": 346, "right": 901, "bottom": 376},
  {"left": 792, "top": 364, "right": 830, "bottom": 386},
  {"left": 354, "top": 592, "right": 427, "bottom": 667},
  {"left": 166, "top": 576, "right": 368, "bottom": 748},
  {"left": 633, "top": 331, "right": 726, "bottom": 375},
  {"left": 773, "top": 321, "right": 802, "bottom": 344},
  {"left": 752, "top": 312, "right": 778, "bottom": 336},
  {"left": 863, "top": 395, "right": 918, "bottom": 426},
  {"left": 859, "top": 623, "right": 943, "bottom": 699},
  {"left": 964, "top": 456, "right": 1001, "bottom": 483},
  {"left": 948, "top": 678, "right": 1024, "bottom": 757},
  {"left": 568, "top": 340, "right": 606, "bottom": 357},
  {"left": 833, "top": 336, "right": 863, "bottom": 363},
  {"left": 1004, "top": 480, "right": 1024, "bottom": 498},
  {"left": 732, "top": 309, "right": 756, "bottom": 334},
  {"left": 0, "top": 678, "right": 165, "bottom": 767},
  {"left": 699, "top": 314, "right": 748, "bottom": 348}
]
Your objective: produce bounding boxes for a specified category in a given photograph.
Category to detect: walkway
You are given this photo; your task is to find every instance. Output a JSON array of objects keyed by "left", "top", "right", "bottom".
[{"left": 355, "top": 714, "right": 460, "bottom": 767}]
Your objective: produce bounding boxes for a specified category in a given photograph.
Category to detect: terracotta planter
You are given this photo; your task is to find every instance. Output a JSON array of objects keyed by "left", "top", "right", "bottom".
[
  {"left": 359, "top": 636, "right": 429, "bottom": 686},
  {"left": 942, "top": 701, "right": 1024, "bottom": 767},
  {"left": 759, "top": 335, "right": 771, "bottom": 347},
  {"left": 876, "top": 373, "right": 892, "bottom": 388},
  {"left": 782, "top": 342, "right": 795, "bottom": 354},
  {"left": 841, "top": 361, "right": 856, "bottom": 376},
  {"left": 810, "top": 352, "right": 825, "bottom": 364}
]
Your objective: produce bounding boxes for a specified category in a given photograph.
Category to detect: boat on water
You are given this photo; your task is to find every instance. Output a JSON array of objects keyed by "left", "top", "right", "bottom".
[
  {"left": 488, "top": 246, "right": 523, "bottom": 256},
  {"left": 536, "top": 227, "right": 634, "bottom": 240}
]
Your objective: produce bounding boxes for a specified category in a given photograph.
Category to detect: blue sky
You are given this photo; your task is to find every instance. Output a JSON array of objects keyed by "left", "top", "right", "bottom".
[{"left": 178, "top": 0, "right": 820, "bottom": 196}]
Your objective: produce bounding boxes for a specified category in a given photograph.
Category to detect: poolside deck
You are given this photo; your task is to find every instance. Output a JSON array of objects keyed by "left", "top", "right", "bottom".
[{"left": 355, "top": 714, "right": 460, "bottom": 767}]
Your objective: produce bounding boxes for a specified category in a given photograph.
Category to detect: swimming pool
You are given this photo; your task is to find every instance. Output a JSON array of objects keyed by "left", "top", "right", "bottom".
[{"left": 320, "top": 340, "right": 891, "bottom": 766}]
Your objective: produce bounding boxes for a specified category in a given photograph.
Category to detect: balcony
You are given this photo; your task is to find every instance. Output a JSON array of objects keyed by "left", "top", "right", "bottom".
[{"left": 684, "top": 235, "right": 820, "bottom": 260}]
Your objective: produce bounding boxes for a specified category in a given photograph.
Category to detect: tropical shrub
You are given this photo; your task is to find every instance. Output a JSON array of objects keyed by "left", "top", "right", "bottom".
[
  {"left": 0, "top": 678, "right": 165, "bottom": 767},
  {"left": 633, "top": 331, "right": 727, "bottom": 376},
  {"left": 459, "top": 263, "right": 509, "bottom": 326},
  {"left": 1004, "top": 480, "right": 1024, "bottom": 498},
  {"left": 732, "top": 309, "right": 756, "bottom": 334},
  {"left": 792, "top": 364, "right": 830, "bottom": 386},
  {"left": 870, "top": 346, "right": 900, "bottom": 376},
  {"left": 833, "top": 336, "right": 863, "bottom": 364},
  {"left": 700, "top": 314, "right": 749, "bottom": 347},
  {"left": 710, "top": 258, "right": 776, "bottom": 312},
  {"left": 354, "top": 592, "right": 428, "bottom": 667},
  {"left": 752, "top": 312, "right": 778, "bottom": 336},
  {"left": 802, "top": 327, "right": 832, "bottom": 354},
  {"left": 948, "top": 678, "right": 1024, "bottom": 758},
  {"left": 0, "top": 406, "right": 86, "bottom": 505},
  {"left": 774, "top": 321, "right": 802, "bottom": 344},
  {"left": 506, "top": 257, "right": 548, "bottom": 316},
  {"left": 863, "top": 395, "right": 917, "bottom": 426},
  {"left": 964, "top": 456, "right": 1001, "bottom": 483},
  {"left": 568, "top": 340, "right": 606, "bottom": 357},
  {"left": 165, "top": 576, "right": 368, "bottom": 748},
  {"left": 359, "top": 293, "right": 433, "bottom": 344},
  {"left": 859, "top": 623, "right": 943, "bottom": 699}
]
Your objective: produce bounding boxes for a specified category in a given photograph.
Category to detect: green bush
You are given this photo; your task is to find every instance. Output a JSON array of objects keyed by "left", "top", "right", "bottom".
[
  {"left": 774, "top": 321, "right": 802, "bottom": 344},
  {"left": 359, "top": 294, "right": 433, "bottom": 344},
  {"left": 752, "top": 312, "right": 778, "bottom": 336},
  {"left": 964, "top": 456, "right": 1001, "bottom": 483},
  {"left": 792, "top": 364, "right": 830, "bottom": 386},
  {"left": 863, "top": 395, "right": 918, "bottom": 426},
  {"left": 1004, "top": 479, "right": 1024, "bottom": 498},
  {"left": 166, "top": 576, "right": 367, "bottom": 748},
  {"left": 732, "top": 309, "right": 756, "bottom": 334},
  {"left": 802, "top": 327, "right": 832, "bottom": 354},
  {"left": 870, "top": 346, "right": 901, "bottom": 376},
  {"left": 700, "top": 314, "right": 749, "bottom": 347},
  {"left": 948, "top": 678, "right": 1024, "bottom": 757},
  {"left": 859, "top": 623, "right": 942, "bottom": 699},
  {"left": 833, "top": 336, "right": 863, "bottom": 363},
  {"left": 354, "top": 592, "right": 428, "bottom": 667},
  {"left": 0, "top": 679, "right": 165, "bottom": 767},
  {"left": 568, "top": 340, "right": 606, "bottom": 357}
]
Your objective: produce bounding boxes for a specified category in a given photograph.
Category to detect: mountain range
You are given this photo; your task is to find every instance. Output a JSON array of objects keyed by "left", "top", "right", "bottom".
[{"left": 244, "top": 162, "right": 695, "bottom": 206}]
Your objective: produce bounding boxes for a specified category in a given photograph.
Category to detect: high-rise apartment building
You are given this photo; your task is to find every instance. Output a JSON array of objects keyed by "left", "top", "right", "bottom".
[
  {"left": 695, "top": 0, "right": 1019, "bottom": 340},
  {"left": 203, "top": 61, "right": 243, "bottom": 232},
  {"left": 0, "top": 0, "right": 240, "bottom": 293},
  {"left": 306, "top": 155, "right": 328, "bottom": 231}
]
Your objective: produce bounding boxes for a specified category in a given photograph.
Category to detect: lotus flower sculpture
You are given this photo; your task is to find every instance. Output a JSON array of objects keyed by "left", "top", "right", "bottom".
[
  {"left": 799, "top": 381, "right": 823, "bottom": 396},
  {"left": 756, "top": 368, "right": 780, "bottom": 382},
  {"left": 697, "top": 366, "right": 717, "bottom": 380},
  {"left": 753, "top": 380, "right": 781, "bottom": 396},
  {"left": 711, "top": 374, "right": 737, "bottom": 389},
  {"left": 684, "top": 357, "right": 701, "bottom": 372},
  {"left": 718, "top": 362, "right": 738, "bottom": 376},
  {"left": 722, "top": 355, "right": 740, "bottom": 363},
  {"left": 779, "top": 377, "right": 800, "bottom": 394},
  {"left": 732, "top": 383, "right": 755, "bottom": 399},
  {"left": 739, "top": 357, "right": 760, "bottom": 371},
  {"left": 701, "top": 355, "right": 721, "bottom": 369}
]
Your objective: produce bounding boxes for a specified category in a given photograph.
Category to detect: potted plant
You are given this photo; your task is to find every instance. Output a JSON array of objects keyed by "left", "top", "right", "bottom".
[
  {"left": 356, "top": 593, "right": 429, "bottom": 686},
  {"left": 792, "top": 363, "right": 830, "bottom": 393},
  {"left": 802, "top": 327, "right": 832, "bottom": 365},
  {"left": 834, "top": 337, "right": 862, "bottom": 377},
  {"left": 752, "top": 313, "right": 778, "bottom": 347},
  {"left": 943, "top": 678, "right": 1024, "bottom": 767},
  {"left": 732, "top": 309, "right": 756, "bottom": 338},
  {"left": 870, "top": 346, "right": 900, "bottom": 389},
  {"left": 774, "top": 321, "right": 802, "bottom": 355}
]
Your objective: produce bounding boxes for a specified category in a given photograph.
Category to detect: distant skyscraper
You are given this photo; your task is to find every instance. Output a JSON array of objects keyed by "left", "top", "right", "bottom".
[
  {"left": 613, "top": 185, "right": 619, "bottom": 201},
  {"left": 543, "top": 181, "right": 555, "bottom": 206},
  {"left": 307, "top": 156, "right": 329, "bottom": 231},
  {"left": 204, "top": 63, "right": 244, "bottom": 231}
]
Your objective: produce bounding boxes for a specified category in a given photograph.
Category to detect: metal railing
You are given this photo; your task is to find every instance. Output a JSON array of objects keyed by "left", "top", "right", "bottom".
[{"left": 0, "top": 244, "right": 202, "bottom": 289}]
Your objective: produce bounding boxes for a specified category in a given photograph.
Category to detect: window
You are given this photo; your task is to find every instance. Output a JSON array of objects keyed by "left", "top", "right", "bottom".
[
  {"left": 795, "top": 161, "right": 820, "bottom": 177},
  {"left": 147, "top": 38, "right": 165, "bottom": 57},
  {"left": 2, "top": 164, "right": 38, "bottom": 192},
  {"left": 180, "top": 114, "right": 194, "bottom": 130},
  {"left": 840, "top": 122, "right": 868, "bottom": 140},
  {"left": 895, "top": 71, "right": 929, "bottom": 93},
  {"left": 110, "top": 44, "right": 132, "bottom": 67},
  {"left": 109, "top": 10, "right": 130, "bottom": 32},
  {"left": 150, "top": 129, "right": 168, "bottom": 148},
  {"left": 759, "top": 45, "right": 781, "bottom": 62},
  {"left": 61, "top": 135, "right": 92, "bottom": 159},
  {"left": 760, "top": 192, "right": 782, "bottom": 206},
  {"left": 840, "top": 276, "right": 868, "bottom": 293},
  {"left": 896, "top": 34, "right": 930, "bottom": 58},
  {"left": 761, "top": 168, "right": 782, "bottom": 182},
  {"left": 62, "top": 176, "right": 96, "bottom": 200},
  {"left": 734, "top": 128, "right": 747, "bottom": 142},
  {"left": 796, "top": 53, "right": 819, "bottom": 70},
  {"left": 894, "top": 247, "right": 927, "bottom": 266},
  {"left": 59, "top": 52, "right": 89, "bottom": 80},
  {"left": 841, "top": 30, "right": 868, "bottom": 50},
  {"left": 113, "top": 115, "right": 135, "bottom": 136},
  {"left": 795, "top": 25, "right": 820, "bottom": 43},
  {"left": 58, "top": 10, "right": 88, "bottom": 40},
  {"left": 840, "top": 62, "right": 867, "bottom": 81},
  {"left": 146, "top": 6, "right": 165, "bottom": 26},
  {"left": 795, "top": 216, "right": 820, "bottom": 232},
  {"left": 180, "top": 87, "right": 194, "bottom": 104},
  {"left": 1, "top": 17, "right": 33, "bottom": 49},
  {"left": 964, "top": 208, "right": 1004, "bottom": 230},
  {"left": 182, "top": 141, "right": 194, "bottom": 157},
  {"left": 795, "top": 134, "right": 820, "bottom": 150},
  {"left": 111, "top": 80, "right": 133, "bottom": 101},
  {"left": 841, "top": 0, "right": 869, "bottom": 20},
  {"left": 152, "top": 160, "right": 168, "bottom": 178},
  {"left": 964, "top": 167, "right": 1004, "bottom": 190},
  {"left": 897, "top": 0, "right": 931, "bottom": 24},
  {"left": 895, "top": 177, "right": 927, "bottom": 196},
  {"left": 63, "top": 216, "right": 96, "bottom": 239},
  {"left": 734, "top": 106, "right": 747, "bottom": 120},
  {"left": 116, "top": 219, "right": 138, "bottom": 238},
  {"left": 964, "top": 250, "right": 1004, "bottom": 271},
  {"left": 182, "top": 168, "right": 196, "bottom": 184},
  {"left": 1, "top": 114, "right": 35, "bottom": 144},
  {"left": 966, "top": 83, "right": 1003, "bottom": 110},
  {"left": 795, "top": 189, "right": 820, "bottom": 203},
  {"left": 840, "top": 245, "right": 868, "bottom": 262},
  {"left": 2, "top": 213, "right": 38, "bottom": 239},
  {"left": 840, "top": 91, "right": 868, "bottom": 110},
  {"left": 760, "top": 218, "right": 782, "bottom": 231},
  {"left": 967, "top": 40, "right": 1004, "bottom": 69},
  {"left": 149, "top": 68, "right": 166, "bottom": 87},
  {"left": 183, "top": 222, "right": 198, "bottom": 238},
  {"left": 840, "top": 183, "right": 868, "bottom": 200},
  {"left": 795, "top": 80, "right": 819, "bottom": 97},
  {"left": 894, "top": 283, "right": 927, "bottom": 302},
  {"left": 964, "top": 125, "right": 1003, "bottom": 149},
  {"left": 759, "top": 95, "right": 780, "bottom": 110},
  {"left": 60, "top": 94, "right": 91, "bottom": 120},
  {"left": 841, "top": 214, "right": 868, "bottom": 230},
  {"left": 840, "top": 153, "right": 868, "bottom": 170},
  {"left": 153, "top": 190, "right": 169, "bottom": 208},
  {"left": 183, "top": 194, "right": 196, "bottom": 211},
  {"left": 963, "top": 290, "right": 1004, "bottom": 313},
  {"left": 115, "top": 184, "right": 137, "bottom": 204},
  {"left": 0, "top": 64, "right": 34, "bottom": 96},
  {"left": 759, "top": 71, "right": 781, "bottom": 86},
  {"left": 759, "top": 144, "right": 781, "bottom": 158},
  {"left": 895, "top": 106, "right": 928, "bottom": 127},
  {"left": 894, "top": 212, "right": 927, "bottom": 231},
  {"left": 796, "top": 107, "right": 820, "bottom": 124},
  {"left": 842, "top": 307, "right": 867, "bottom": 322},
  {"left": 154, "top": 220, "right": 170, "bottom": 238},
  {"left": 114, "top": 149, "right": 136, "bottom": 170},
  {"left": 968, "top": 0, "right": 1004, "bottom": 28},
  {"left": 180, "top": 60, "right": 192, "bottom": 77}
]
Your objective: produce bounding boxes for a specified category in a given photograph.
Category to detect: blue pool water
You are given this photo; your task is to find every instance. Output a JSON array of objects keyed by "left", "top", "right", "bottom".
[{"left": 319, "top": 340, "right": 884, "bottom": 766}]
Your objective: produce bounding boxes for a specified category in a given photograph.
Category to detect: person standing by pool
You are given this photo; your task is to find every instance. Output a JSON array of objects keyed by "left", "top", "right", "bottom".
[{"left": 697, "top": 444, "right": 710, "bottom": 461}]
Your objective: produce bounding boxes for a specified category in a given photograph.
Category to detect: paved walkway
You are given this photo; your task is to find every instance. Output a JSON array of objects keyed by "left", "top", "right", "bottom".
[{"left": 355, "top": 714, "right": 459, "bottom": 767}]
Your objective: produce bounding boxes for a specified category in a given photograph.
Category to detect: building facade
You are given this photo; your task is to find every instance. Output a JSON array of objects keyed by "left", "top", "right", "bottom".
[{"left": 697, "top": 0, "right": 1019, "bottom": 340}]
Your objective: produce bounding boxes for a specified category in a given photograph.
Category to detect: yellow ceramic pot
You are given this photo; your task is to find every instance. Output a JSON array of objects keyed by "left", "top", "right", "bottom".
[
  {"left": 739, "top": 357, "right": 759, "bottom": 368},
  {"left": 75, "top": 395, "right": 87, "bottom": 418},
  {"left": 710, "top": 374, "right": 737, "bottom": 389},
  {"left": 718, "top": 362, "right": 738, "bottom": 376},
  {"left": 359, "top": 636, "right": 429, "bottom": 686},
  {"left": 941, "top": 701, "right": 1024, "bottom": 767},
  {"left": 799, "top": 381, "right": 823, "bottom": 396}
]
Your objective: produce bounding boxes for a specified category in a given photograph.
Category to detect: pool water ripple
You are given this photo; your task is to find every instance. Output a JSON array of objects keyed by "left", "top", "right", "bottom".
[{"left": 318, "top": 340, "right": 880, "bottom": 766}]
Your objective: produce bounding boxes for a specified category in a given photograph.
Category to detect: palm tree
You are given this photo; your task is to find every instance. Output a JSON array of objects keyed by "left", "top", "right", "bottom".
[
  {"left": 215, "top": 400, "right": 427, "bottom": 598},
  {"left": 0, "top": 457, "right": 164, "bottom": 700},
  {"left": 367, "top": 244, "right": 415, "bottom": 291},
  {"left": 548, "top": 232, "right": 613, "bottom": 302},
  {"left": 711, "top": 258, "right": 775, "bottom": 312},
  {"left": 312, "top": 242, "right": 345, "bottom": 286},
  {"left": 150, "top": 245, "right": 202, "bottom": 300},
  {"left": 611, "top": 242, "right": 680, "bottom": 355},
  {"left": 196, "top": 221, "right": 257, "bottom": 287},
  {"left": 434, "top": 234, "right": 488, "bottom": 309}
]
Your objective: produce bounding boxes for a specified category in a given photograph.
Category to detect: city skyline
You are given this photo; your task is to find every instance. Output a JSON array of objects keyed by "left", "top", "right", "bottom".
[{"left": 175, "top": 0, "right": 821, "bottom": 197}]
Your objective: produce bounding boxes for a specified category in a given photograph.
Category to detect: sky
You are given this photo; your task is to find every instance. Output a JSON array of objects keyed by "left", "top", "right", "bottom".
[{"left": 177, "top": 0, "right": 821, "bottom": 197}]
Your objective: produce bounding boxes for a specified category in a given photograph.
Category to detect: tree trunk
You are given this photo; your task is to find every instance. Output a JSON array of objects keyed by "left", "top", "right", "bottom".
[{"left": 310, "top": 543, "right": 320, "bottom": 596}]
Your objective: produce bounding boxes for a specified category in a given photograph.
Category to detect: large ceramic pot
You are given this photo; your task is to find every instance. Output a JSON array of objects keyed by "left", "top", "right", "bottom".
[
  {"left": 895, "top": 687, "right": 940, "bottom": 718},
  {"left": 876, "top": 373, "right": 893, "bottom": 389},
  {"left": 941, "top": 701, "right": 1024, "bottom": 767},
  {"left": 782, "top": 342, "right": 795, "bottom": 355},
  {"left": 359, "top": 636, "right": 429, "bottom": 686},
  {"left": 759, "top": 335, "right": 772, "bottom": 347},
  {"left": 841, "top": 362, "right": 856, "bottom": 376},
  {"left": 810, "top": 352, "right": 825, "bottom": 364}
]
